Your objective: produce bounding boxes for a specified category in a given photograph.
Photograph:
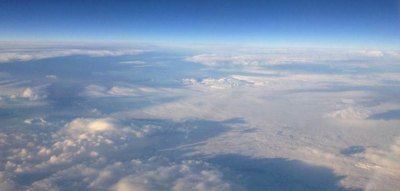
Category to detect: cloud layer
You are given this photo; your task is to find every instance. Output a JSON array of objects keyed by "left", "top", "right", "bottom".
[{"left": 0, "top": 45, "right": 399, "bottom": 191}]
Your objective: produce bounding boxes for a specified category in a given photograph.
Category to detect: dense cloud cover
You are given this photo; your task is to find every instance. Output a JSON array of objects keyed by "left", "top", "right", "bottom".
[{"left": 0, "top": 45, "right": 399, "bottom": 191}]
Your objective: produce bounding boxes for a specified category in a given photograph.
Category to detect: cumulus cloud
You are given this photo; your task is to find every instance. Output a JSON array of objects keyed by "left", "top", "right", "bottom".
[
  {"left": 0, "top": 115, "right": 233, "bottom": 191},
  {"left": 182, "top": 78, "right": 246, "bottom": 89},
  {"left": 325, "top": 107, "right": 371, "bottom": 120},
  {"left": 112, "top": 160, "right": 231, "bottom": 191},
  {"left": 65, "top": 118, "right": 116, "bottom": 133},
  {"left": 24, "top": 117, "right": 48, "bottom": 126},
  {"left": 19, "top": 87, "right": 47, "bottom": 101}
]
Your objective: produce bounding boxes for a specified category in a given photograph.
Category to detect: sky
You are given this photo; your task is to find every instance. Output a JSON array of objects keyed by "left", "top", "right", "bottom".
[{"left": 0, "top": 0, "right": 399, "bottom": 48}]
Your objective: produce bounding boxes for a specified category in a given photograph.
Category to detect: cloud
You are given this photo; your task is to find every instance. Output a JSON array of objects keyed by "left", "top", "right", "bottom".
[
  {"left": 19, "top": 87, "right": 47, "bottom": 101},
  {"left": 184, "top": 49, "right": 399, "bottom": 68},
  {"left": 112, "top": 160, "right": 231, "bottom": 191},
  {"left": 0, "top": 172, "right": 16, "bottom": 191},
  {"left": 0, "top": 116, "right": 233, "bottom": 191},
  {"left": 356, "top": 50, "right": 384, "bottom": 57},
  {"left": 24, "top": 117, "right": 48, "bottom": 126},
  {"left": 325, "top": 107, "right": 371, "bottom": 120},
  {"left": 65, "top": 118, "right": 116, "bottom": 133},
  {"left": 364, "top": 137, "right": 400, "bottom": 191},
  {"left": 82, "top": 84, "right": 164, "bottom": 97},
  {"left": 182, "top": 78, "right": 247, "bottom": 89},
  {"left": 1, "top": 45, "right": 400, "bottom": 191},
  {"left": 119, "top": 60, "right": 147, "bottom": 64},
  {"left": 0, "top": 49, "right": 145, "bottom": 63},
  {"left": 184, "top": 52, "right": 324, "bottom": 67},
  {"left": 45, "top": 75, "right": 57, "bottom": 80}
]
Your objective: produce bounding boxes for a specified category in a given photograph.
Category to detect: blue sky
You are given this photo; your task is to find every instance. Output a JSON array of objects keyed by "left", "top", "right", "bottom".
[{"left": 0, "top": 0, "right": 399, "bottom": 48}]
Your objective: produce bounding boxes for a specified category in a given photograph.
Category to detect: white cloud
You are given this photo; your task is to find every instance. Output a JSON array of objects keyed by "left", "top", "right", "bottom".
[
  {"left": 184, "top": 52, "right": 326, "bottom": 67},
  {"left": 182, "top": 77, "right": 246, "bottom": 89},
  {"left": 364, "top": 137, "right": 400, "bottom": 191},
  {"left": 65, "top": 118, "right": 116, "bottom": 133},
  {"left": 325, "top": 107, "right": 371, "bottom": 120},
  {"left": 0, "top": 49, "right": 145, "bottom": 63},
  {"left": 119, "top": 60, "right": 146, "bottom": 64},
  {"left": 112, "top": 160, "right": 231, "bottom": 191},
  {"left": 82, "top": 84, "right": 174, "bottom": 98},
  {"left": 356, "top": 50, "right": 384, "bottom": 57},
  {"left": 82, "top": 85, "right": 141, "bottom": 97},
  {"left": 19, "top": 87, "right": 47, "bottom": 101},
  {"left": 45, "top": 75, "right": 57, "bottom": 80},
  {"left": 185, "top": 49, "right": 399, "bottom": 68},
  {"left": 1, "top": 46, "right": 400, "bottom": 191},
  {"left": 24, "top": 117, "right": 48, "bottom": 126}
]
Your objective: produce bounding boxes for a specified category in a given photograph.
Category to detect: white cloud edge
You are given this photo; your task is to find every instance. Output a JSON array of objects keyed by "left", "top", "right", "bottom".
[{"left": 0, "top": 49, "right": 147, "bottom": 63}]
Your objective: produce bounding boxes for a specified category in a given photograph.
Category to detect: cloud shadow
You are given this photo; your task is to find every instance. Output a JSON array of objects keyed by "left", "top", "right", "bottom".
[
  {"left": 368, "top": 109, "right": 400, "bottom": 120},
  {"left": 207, "top": 154, "right": 363, "bottom": 191}
]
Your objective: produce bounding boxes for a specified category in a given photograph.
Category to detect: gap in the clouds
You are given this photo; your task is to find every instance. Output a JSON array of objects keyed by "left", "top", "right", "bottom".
[
  {"left": 205, "top": 154, "right": 363, "bottom": 191},
  {"left": 340, "top": 146, "right": 366, "bottom": 156},
  {"left": 368, "top": 109, "right": 400, "bottom": 120},
  {"left": 0, "top": 51, "right": 222, "bottom": 88},
  {"left": 104, "top": 118, "right": 243, "bottom": 161}
]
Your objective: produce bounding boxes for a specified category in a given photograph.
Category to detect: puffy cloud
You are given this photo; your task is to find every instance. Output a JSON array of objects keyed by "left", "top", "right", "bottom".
[
  {"left": 112, "top": 160, "right": 231, "bottom": 191},
  {"left": 65, "top": 118, "right": 116, "bottom": 133},
  {"left": 0, "top": 115, "right": 234, "bottom": 191},
  {"left": 19, "top": 87, "right": 47, "bottom": 101},
  {"left": 182, "top": 78, "right": 246, "bottom": 89},
  {"left": 325, "top": 107, "right": 371, "bottom": 120},
  {"left": 24, "top": 117, "right": 48, "bottom": 126},
  {"left": 0, "top": 79, "right": 48, "bottom": 101}
]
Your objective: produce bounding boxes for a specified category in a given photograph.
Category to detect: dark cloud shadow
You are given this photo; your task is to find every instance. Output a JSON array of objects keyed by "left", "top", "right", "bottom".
[
  {"left": 368, "top": 109, "right": 400, "bottom": 120},
  {"left": 341, "top": 146, "right": 366, "bottom": 156},
  {"left": 110, "top": 118, "right": 239, "bottom": 161},
  {"left": 206, "top": 154, "right": 363, "bottom": 191}
]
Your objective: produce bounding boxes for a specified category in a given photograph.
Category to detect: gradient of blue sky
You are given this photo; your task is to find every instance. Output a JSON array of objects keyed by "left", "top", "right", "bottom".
[{"left": 0, "top": 0, "right": 399, "bottom": 48}]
